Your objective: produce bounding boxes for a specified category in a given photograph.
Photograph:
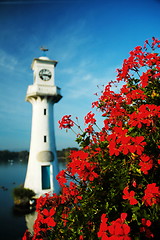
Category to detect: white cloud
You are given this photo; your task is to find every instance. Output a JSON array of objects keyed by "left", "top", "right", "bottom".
[
  {"left": 61, "top": 61, "right": 118, "bottom": 100},
  {"left": 0, "top": 49, "right": 18, "bottom": 71}
]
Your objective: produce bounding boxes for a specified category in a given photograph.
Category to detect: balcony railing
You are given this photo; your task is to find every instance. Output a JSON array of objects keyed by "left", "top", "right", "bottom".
[{"left": 26, "top": 85, "right": 62, "bottom": 102}]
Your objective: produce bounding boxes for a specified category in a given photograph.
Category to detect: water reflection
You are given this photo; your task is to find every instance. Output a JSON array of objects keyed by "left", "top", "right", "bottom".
[
  {"left": 0, "top": 162, "right": 27, "bottom": 240},
  {"left": 0, "top": 160, "right": 66, "bottom": 240},
  {"left": 25, "top": 211, "right": 37, "bottom": 235},
  {"left": 23, "top": 160, "right": 66, "bottom": 237}
]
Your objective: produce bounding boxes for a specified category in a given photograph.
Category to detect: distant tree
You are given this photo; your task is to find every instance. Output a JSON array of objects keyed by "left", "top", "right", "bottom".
[
  {"left": 0, "top": 150, "right": 29, "bottom": 163},
  {"left": 0, "top": 150, "right": 18, "bottom": 162},
  {"left": 57, "top": 147, "right": 79, "bottom": 161},
  {"left": 18, "top": 151, "right": 29, "bottom": 162}
]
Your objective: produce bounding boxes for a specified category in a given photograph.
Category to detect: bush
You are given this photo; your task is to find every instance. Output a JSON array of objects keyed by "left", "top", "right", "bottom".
[
  {"left": 13, "top": 185, "right": 35, "bottom": 206},
  {"left": 23, "top": 38, "right": 160, "bottom": 240}
]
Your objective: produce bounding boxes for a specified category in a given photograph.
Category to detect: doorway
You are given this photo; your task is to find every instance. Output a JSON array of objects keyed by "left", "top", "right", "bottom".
[{"left": 42, "top": 165, "right": 51, "bottom": 189}]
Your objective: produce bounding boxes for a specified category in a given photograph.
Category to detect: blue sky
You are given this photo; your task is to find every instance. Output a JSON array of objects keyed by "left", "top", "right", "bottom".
[{"left": 0, "top": 0, "right": 160, "bottom": 151}]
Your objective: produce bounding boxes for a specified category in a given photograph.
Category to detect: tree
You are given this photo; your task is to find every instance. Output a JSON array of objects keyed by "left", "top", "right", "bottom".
[{"left": 23, "top": 38, "right": 160, "bottom": 240}]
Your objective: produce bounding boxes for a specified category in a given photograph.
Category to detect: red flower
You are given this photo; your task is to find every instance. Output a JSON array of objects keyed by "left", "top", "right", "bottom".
[
  {"left": 140, "top": 218, "right": 154, "bottom": 238},
  {"left": 56, "top": 170, "right": 67, "bottom": 187},
  {"left": 108, "top": 140, "right": 120, "bottom": 156},
  {"left": 109, "top": 213, "right": 131, "bottom": 239},
  {"left": 67, "top": 150, "right": 99, "bottom": 182},
  {"left": 98, "top": 213, "right": 131, "bottom": 240},
  {"left": 58, "top": 115, "right": 74, "bottom": 129},
  {"left": 128, "top": 104, "right": 160, "bottom": 129},
  {"left": 84, "top": 111, "right": 96, "bottom": 125},
  {"left": 140, "top": 71, "right": 151, "bottom": 88},
  {"left": 132, "top": 180, "right": 137, "bottom": 188},
  {"left": 61, "top": 210, "right": 69, "bottom": 227},
  {"left": 43, "top": 216, "right": 56, "bottom": 227},
  {"left": 139, "top": 155, "right": 153, "bottom": 174},
  {"left": 131, "top": 136, "right": 146, "bottom": 155},
  {"left": 97, "top": 214, "right": 109, "bottom": 239},
  {"left": 122, "top": 186, "right": 138, "bottom": 205},
  {"left": 141, "top": 218, "right": 152, "bottom": 227},
  {"left": 22, "top": 230, "right": 32, "bottom": 240},
  {"left": 42, "top": 207, "right": 56, "bottom": 217},
  {"left": 107, "top": 127, "right": 146, "bottom": 156},
  {"left": 79, "top": 235, "right": 84, "bottom": 240},
  {"left": 84, "top": 124, "right": 94, "bottom": 134},
  {"left": 142, "top": 183, "right": 160, "bottom": 206},
  {"left": 107, "top": 127, "right": 129, "bottom": 156},
  {"left": 124, "top": 88, "right": 147, "bottom": 105}
]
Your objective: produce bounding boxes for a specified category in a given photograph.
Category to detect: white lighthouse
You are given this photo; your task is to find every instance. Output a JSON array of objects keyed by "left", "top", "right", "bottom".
[{"left": 24, "top": 54, "right": 62, "bottom": 197}]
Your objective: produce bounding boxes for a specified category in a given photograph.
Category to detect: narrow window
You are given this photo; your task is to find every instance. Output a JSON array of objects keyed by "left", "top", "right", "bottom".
[
  {"left": 44, "top": 109, "right": 46, "bottom": 115},
  {"left": 44, "top": 135, "right": 47, "bottom": 142},
  {"left": 42, "top": 165, "right": 51, "bottom": 189}
]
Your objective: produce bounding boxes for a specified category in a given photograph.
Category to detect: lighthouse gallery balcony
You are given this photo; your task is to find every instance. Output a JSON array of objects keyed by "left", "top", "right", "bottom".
[{"left": 26, "top": 84, "right": 62, "bottom": 102}]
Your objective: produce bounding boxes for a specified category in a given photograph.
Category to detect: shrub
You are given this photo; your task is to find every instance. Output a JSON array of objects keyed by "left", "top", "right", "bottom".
[
  {"left": 23, "top": 38, "right": 160, "bottom": 240},
  {"left": 13, "top": 185, "right": 35, "bottom": 206}
]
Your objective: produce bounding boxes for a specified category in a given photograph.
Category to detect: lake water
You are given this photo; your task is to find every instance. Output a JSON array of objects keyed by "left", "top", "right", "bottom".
[{"left": 0, "top": 161, "right": 66, "bottom": 240}]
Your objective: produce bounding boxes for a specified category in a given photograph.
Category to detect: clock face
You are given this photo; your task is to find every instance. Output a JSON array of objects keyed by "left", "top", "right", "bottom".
[{"left": 39, "top": 69, "right": 52, "bottom": 81}]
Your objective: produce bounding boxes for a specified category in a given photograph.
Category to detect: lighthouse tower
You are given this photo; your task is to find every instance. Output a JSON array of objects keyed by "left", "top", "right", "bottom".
[{"left": 24, "top": 54, "right": 62, "bottom": 197}]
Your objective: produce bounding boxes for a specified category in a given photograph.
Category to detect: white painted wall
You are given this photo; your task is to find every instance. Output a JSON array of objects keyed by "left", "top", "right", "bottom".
[
  {"left": 24, "top": 56, "right": 62, "bottom": 197},
  {"left": 24, "top": 97, "right": 60, "bottom": 196}
]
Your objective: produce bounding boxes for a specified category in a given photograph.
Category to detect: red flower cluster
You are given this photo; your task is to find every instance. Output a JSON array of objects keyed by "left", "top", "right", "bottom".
[
  {"left": 122, "top": 186, "right": 138, "bottom": 205},
  {"left": 107, "top": 127, "right": 146, "bottom": 156},
  {"left": 142, "top": 183, "right": 160, "bottom": 206},
  {"left": 84, "top": 111, "right": 96, "bottom": 125},
  {"left": 140, "top": 218, "right": 154, "bottom": 238},
  {"left": 62, "top": 182, "right": 83, "bottom": 204},
  {"left": 58, "top": 115, "right": 74, "bottom": 129},
  {"left": 22, "top": 38, "right": 160, "bottom": 240},
  {"left": 139, "top": 154, "right": 153, "bottom": 174},
  {"left": 128, "top": 105, "right": 160, "bottom": 129},
  {"left": 116, "top": 37, "right": 160, "bottom": 84},
  {"left": 98, "top": 213, "right": 131, "bottom": 240},
  {"left": 31, "top": 193, "right": 60, "bottom": 239},
  {"left": 57, "top": 150, "right": 99, "bottom": 184},
  {"left": 121, "top": 85, "right": 147, "bottom": 105},
  {"left": 41, "top": 208, "right": 56, "bottom": 227}
]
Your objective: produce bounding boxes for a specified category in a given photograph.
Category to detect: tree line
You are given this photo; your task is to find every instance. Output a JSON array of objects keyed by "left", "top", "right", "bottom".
[{"left": 0, "top": 148, "right": 78, "bottom": 163}]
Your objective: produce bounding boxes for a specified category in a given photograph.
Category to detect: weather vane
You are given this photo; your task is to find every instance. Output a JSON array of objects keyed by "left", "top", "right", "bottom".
[{"left": 40, "top": 46, "right": 49, "bottom": 53}]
